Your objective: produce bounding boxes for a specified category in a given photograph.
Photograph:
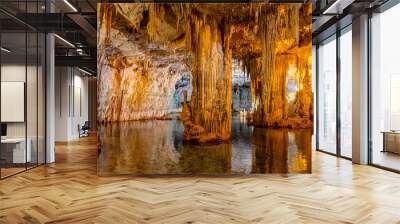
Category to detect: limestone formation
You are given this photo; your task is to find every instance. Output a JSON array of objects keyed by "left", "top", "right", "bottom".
[{"left": 98, "top": 3, "right": 313, "bottom": 142}]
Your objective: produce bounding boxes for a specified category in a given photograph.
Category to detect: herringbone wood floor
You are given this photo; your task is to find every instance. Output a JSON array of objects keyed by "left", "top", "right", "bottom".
[{"left": 1, "top": 135, "right": 400, "bottom": 224}]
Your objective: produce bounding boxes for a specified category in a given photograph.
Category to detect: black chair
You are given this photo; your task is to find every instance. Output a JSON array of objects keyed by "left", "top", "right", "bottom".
[{"left": 78, "top": 121, "right": 90, "bottom": 138}]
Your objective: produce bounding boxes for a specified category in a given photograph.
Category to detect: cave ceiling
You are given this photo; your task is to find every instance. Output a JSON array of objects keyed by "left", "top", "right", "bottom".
[{"left": 106, "top": 3, "right": 311, "bottom": 63}]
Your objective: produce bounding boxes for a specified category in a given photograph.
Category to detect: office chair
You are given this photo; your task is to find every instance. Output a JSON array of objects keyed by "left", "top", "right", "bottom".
[{"left": 79, "top": 121, "right": 90, "bottom": 138}]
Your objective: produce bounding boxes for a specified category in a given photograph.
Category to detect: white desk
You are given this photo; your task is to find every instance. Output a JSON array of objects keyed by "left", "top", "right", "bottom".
[{"left": 1, "top": 138, "right": 31, "bottom": 163}]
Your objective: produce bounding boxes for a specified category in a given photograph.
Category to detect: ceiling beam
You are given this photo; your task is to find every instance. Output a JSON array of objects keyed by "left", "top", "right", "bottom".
[{"left": 55, "top": 55, "right": 96, "bottom": 69}]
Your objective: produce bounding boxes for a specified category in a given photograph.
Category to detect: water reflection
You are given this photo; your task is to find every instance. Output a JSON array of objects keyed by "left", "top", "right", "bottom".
[{"left": 98, "top": 116, "right": 312, "bottom": 175}]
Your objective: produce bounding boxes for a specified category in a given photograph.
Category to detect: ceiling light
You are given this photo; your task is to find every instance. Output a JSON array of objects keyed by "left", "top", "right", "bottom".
[
  {"left": 63, "top": 0, "right": 78, "bottom": 12},
  {"left": 1, "top": 47, "right": 11, "bottom": 53},
  {"left": 54, "top": 34, "right": 75, "bottom": 48},
  {"left": 78, "top": 67, "right": 93, "bottom": 76}
]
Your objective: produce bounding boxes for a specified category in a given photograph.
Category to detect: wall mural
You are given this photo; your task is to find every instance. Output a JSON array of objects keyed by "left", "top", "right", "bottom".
[{"left": 97, "top": 3, "right": 313, "bottom": 175}]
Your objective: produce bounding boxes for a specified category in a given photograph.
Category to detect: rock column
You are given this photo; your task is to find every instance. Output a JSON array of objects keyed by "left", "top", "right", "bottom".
[{"left": 182, "top": 18, "right": 233, "bottom": 142}]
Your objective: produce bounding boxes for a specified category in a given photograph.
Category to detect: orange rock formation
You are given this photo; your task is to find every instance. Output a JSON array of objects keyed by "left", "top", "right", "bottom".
[{"left": 97, "top": 3, "right": 312, "bottom": 142}]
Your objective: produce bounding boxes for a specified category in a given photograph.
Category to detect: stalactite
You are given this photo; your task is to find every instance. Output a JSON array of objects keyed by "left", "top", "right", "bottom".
[
  {"left": 114, "top": 3, "right": 148, "bottom": 32},
  {"left": 97, "top": 4, "right": 118, "bottom": 122},
  {"left": 250, "top": 4, "right": 313, "bottom": 128}
]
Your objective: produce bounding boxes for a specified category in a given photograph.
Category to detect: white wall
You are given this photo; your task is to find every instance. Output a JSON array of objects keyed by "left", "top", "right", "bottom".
[
  {"left": 55, "top": 67, "right": 89, "bottom": 141},
  {"left": 55, "top": 66, "right": 70, "bottom": 141},
  {"left": 1, "top": 65, "right": 26, "bottom": 138},
  {"left": 71, "top": 73, "right": 89, "bottom": 138},
  {"left": 1, "top": 65, "right": 39, "bottom": 138}
]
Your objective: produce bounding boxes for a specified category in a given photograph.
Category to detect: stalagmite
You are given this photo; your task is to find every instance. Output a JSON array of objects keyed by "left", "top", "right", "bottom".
[{"left": 181, "top": 16, "right": 233, "bottom": 142}]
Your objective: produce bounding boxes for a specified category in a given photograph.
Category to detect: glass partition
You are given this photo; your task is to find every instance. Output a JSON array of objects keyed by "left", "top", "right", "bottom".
[
  {"left": 312, "top": 45, "right": 317, "bottom": 151},
  {"left": 371, "top": 4, "right": 400, "bottom": 171},
  {"left": 317, "top": 35, "right": 337, "bottom": 154},
  {"left": 1, "top": 31, "right": 28, "bottom": 177},
  {"left": 0, "top": 1, "right": 46, "bottom": 179},
  {"left": 339, "top": 28, "right": 352, "bottom": 158}
]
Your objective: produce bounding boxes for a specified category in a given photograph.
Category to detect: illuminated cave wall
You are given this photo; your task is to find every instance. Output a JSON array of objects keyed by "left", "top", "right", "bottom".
[
  {"left": 97, "top": 4, "right": 192, "bottom": 122},
  {"left": 248, "top": 5, "right": 313, "bottom": 129},
  {"left": 97, "top": 3, "right": 312, "bottom": 141}
]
